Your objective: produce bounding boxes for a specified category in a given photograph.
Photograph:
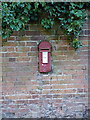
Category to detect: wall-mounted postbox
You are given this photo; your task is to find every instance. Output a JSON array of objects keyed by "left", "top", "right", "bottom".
[{"left": 38, "top": 41, "right": 51, "bottom": 73}]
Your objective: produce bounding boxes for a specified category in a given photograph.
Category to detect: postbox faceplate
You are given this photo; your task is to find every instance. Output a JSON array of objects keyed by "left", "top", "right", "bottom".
[{"left": 38, "top": 41, "right": 51, "bottom": 73}]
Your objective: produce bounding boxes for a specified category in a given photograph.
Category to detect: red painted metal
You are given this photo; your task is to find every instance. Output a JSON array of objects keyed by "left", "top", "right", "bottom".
[{"left": 38, "top": 41, "right": 51, "bottom": 73}]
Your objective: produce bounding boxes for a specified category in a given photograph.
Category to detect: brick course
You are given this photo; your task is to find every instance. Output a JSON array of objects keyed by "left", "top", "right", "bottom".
[{"left": 1, "top": 11, "right": 89, "bottom": 118}]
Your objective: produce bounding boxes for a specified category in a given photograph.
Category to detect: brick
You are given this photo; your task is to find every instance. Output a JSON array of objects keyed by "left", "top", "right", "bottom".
[
  {"left": 57, "top": 46, "right": 68, "bottom": 51},
  {"left": 79, "top": 46, "right": 88, "bottom": 51},
  {"left": 12, "top": 31, "right": 19, "bottom": 36},
  {"left": 79, "top": 55, "right": 88, "bottom": 59},
  {"left": 28, "top": 100, "right": 39, "bottom": 104},
  {"left": 31, "top": 95, "right": 39, "bottom": 99},
  {"left": 77, "top": 88, "right": 84, "bottom": 93},
  {"left": 28, "top": 52, "right": 38, "bottom": 56},
  {"left": 72, "top": 75, "right": 85, "bottom": 80},
  {"left": 2, "top": 76, "right": 16, "bottom": 82},
  {"left": 18, "top": 53, "right": 27, "bottom": 57},
  {"left": 85, "top": 30, "right": 90, "bottom": 35},
  {"left": 2, "top": 57, "right": 9, "bottom": 63},
  {"left": 9, "top": 58, "right": 16, "bottom": 62},
  {"left": 16, "top": 47, "right": 30, "bottom": 52},
  {"left": 42, "top": 90, "right": 50, "bottom": 94},
  {"left": 6, "top": 72, "right": 17, "bottom": 76},
  {"left": 7, "top": 47, "right": 15, "bottom": 52},
  {"left": 54, "top": 56, "right": 67, "bottom": 60},
  {"left": 16, "top": 42, "right": 25, "bottom": 46},
  {"left": 43, "top": 85, "right": 52, "bottom": 89},
  {"left": 66, "top": 84, "right": 84, "bottom": 89},
  {"left": 31, "top": 47, "right": 38, "bottom": 51},
  {"left": 42, "top": 80, "right": 50, "bottom": 85},
  {"left": 3, "top": 42, "right": 16, "bottom": 46},
  {"left": 2, "top": 47, "right": 7, "bottom": 52},
  {"left": 5, "top": 53, "right": 18, "bottom": 57},
  {"left": 52, "top": 94, "right": 63, "bottom": 98},
  {"left": 20, "top": 36, "right": 29, "bottom": 41},
  {"left": 26, "top": 42, "right": 37, "bottom": 46},
  {"left": 50, "top": 80, "right": 61, "bottom": 85},
  {"left": 15, "top": 100, "right": 28, "bottom": 104},
  {"left": 30, "top": 24, "right": 43, "bottom": 31},
  {"left": 25, "top": 31, "right": 40, "bottom": 36},
  {"left": 30, "top": 36, "right": 45, "bottom": 41},
  {"left": 51, "top": 89, "right": 63, "bottom": 94},
  {"left": 79, "top": 36, "right": 89, "bottom": 40},
  {"left": 31, "top": 85, "right": 39, "bottom": 90},
  {"left": 16, "top": 57, "right": 30, "bottom": 61},
  {"left": 42, "top": 95, "right": 53, "bottom": 98},
  {"left": 64, "top": 89, "right": 77, "bottom": 93},
  {"left": 60, "top": 75, "right": 72, "bottom": 80},
  {"left": 8, "top": 37, "right": 15, "bottom": 41},
  {"left": 82, "top": 41, "right": 88, "bottom": 46},
  {"left": 52, "top": 85, "right": 66, "bottom": 89}
]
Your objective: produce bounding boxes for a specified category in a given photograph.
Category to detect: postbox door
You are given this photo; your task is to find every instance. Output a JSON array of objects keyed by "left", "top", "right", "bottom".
[
  {"left": 42, "top": 51, "right": 48, "bottom": 63},
  {"left": 39, "top": 50, "right": 51, "bottom": 73}
]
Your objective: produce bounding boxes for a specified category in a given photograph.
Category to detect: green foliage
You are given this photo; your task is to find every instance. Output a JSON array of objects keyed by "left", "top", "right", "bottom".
[
  {"left": 71, "top": 38, "right": 83, "bottom": 50},
  {"left": 2, "top": 2, "right": 88, "bottom": 49},
  {"left": 41, "top": 18, "right": 54, "bottom": 29}
]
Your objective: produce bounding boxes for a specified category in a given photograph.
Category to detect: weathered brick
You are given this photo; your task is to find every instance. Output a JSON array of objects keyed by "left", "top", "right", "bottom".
[
  {"left": 8, "top": 37, "right": 15, "bottom": 41},
  {"left": 20, "top": 36, "right": 29, "bottom": 41},
  {"left": 2, "top": 15, "right": 89, "bottom": 118},
  {"left": 16, "top": 47, "right": 30, "bottom": 52},
  {"left": 2, "top": 47, "right": 7, "bottom": 52},
  {"left": 25, "top": 31, "right": 40, "bottom": 36},
  {"left": 79, "top": 36, "right": 89, "bottom": 40},
  {"left": 26, "top": 42, "right": 37, "bottom": 46},
  {"left": 28, "top": 100, "right": 40, "bottom": 104},
  {"left": 52, "top": 85, "right": 66, "bottom": 89},
  {"left": 42, "top": 90, "right": 50, "bottom": 94},
  {"left": 31, "top": 95, "right": 39, "bottom": 99},
  {"left": 16, "top": 42, "right": 25, "bottom": 46},
  {"left": 12, "top": 31, "right": 19, "bottom": 36},
  {"left": 16, "top": 57, "right": 30, "bottom": 61},
  {"left": 43, "top": 85, "right": 52, "bottom": 89},
  {"left": 7, "top": 47, "right": 15, "bottom": 52},
  {"left": 30, "top": 36, "right": 45, "bottom": 41},
  {"left": 3, "top": 42, "right": 16, "bottom": 46},
  {"left": 15, "top": 100, "right": 28, "bottom": 104},
  {"left": 51, "top": 89, "right": 63, "bottom": 94},
  {"left": 31, "top": 47, "right": 38, "bottom": 51},
  {"left": 5, "top": 53, "right": 18, "bottom": 57},
  {"left": 77, "top": 88, "right": 84, "bottom": 93},
  {"left": 9, "top": 58, "right": 16, "bottom": 62},
  {"left": 18, "top": 53, "right": 27, "bottom": 57},
  {"left": 28, "top": 52, "right": 38, "bottom": 56},
  {"left": 64, "top": 89, "right": 77, "bottom": 93}
]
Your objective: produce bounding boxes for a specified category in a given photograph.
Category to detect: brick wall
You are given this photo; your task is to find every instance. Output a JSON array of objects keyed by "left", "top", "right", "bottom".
[{"left": 1, "top": 10, "right": 89, "bottom": 118}]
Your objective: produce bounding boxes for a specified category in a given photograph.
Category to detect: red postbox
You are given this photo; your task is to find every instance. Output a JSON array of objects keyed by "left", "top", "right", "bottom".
[{"left": 38, "top": 41, "right": 52, "bottom": 73}]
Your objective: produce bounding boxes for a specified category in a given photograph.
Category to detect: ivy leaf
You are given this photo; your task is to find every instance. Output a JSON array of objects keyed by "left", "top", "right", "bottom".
[
  {"left": 24, "top": 8, "right": 28, "bottom": 14},
  {"left": 27, "top": 3, "right": 31, "bottom": 9},
  {"left": 34, "top": 2, "right": 39, "bottom": 9}
]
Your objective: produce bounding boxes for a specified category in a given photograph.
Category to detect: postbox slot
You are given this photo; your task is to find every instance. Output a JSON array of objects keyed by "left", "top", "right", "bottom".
[
  {"left": 40, "top": 49, "right": 50, "bottom": 52},
  {"left": 40, "top": 48, "right": 49, "bottom": 50}
]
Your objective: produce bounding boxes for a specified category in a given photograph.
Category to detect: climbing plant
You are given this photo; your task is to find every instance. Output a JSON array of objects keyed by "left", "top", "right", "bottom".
[{"left": 2, "top": 2, "right": 89, "bottom": 49}]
